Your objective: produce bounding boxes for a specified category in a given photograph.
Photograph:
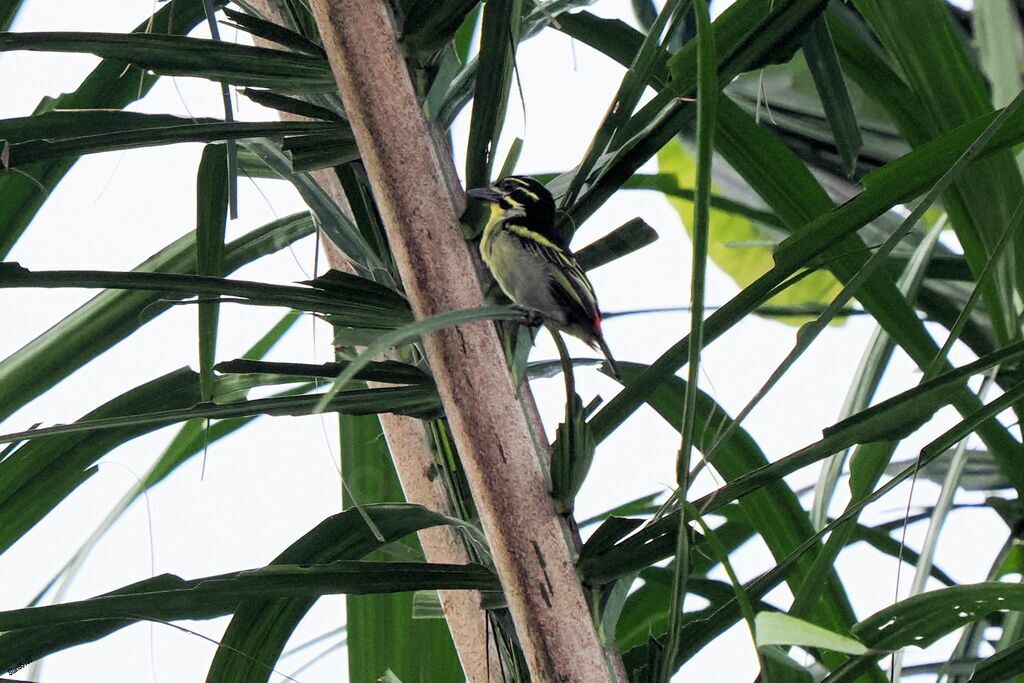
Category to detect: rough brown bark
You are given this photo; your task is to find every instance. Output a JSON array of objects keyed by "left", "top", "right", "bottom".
[
  {"left": 308, "top": 0, "right": 618, "bottom": 680},
  {"left": 245, "top": 4, "right": 502, "bottom": 679}
]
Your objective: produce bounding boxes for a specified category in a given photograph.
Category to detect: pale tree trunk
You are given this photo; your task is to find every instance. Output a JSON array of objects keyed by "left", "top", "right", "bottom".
[
  {"left": 247, "top": 3, "right": 502, "bottom": 679},
  {"left": 306, "top": 0, "right": 623, "bottom": 680}
]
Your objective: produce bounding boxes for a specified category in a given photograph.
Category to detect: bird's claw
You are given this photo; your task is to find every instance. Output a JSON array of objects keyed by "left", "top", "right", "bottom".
[{"left": 513, "top": 305, "right": 544, "bottom": 328}]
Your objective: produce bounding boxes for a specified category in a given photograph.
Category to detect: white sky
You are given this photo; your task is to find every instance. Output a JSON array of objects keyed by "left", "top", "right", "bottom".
[{"left": 0, "top": 1, "right": 1011, "bottom": 681}]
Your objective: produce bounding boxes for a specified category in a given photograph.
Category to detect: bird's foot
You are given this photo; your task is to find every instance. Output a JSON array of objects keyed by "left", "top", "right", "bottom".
[{"left": 513, "top": 305, "right": 544, "bottom": 328}]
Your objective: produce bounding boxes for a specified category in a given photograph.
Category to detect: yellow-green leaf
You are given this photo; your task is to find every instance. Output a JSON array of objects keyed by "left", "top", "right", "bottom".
[
  {"left": 755, "top": 611, "right": 868, "bottom": 655},
  {"left": 657, "top": 138, "right": 842, "bottom": 324}
]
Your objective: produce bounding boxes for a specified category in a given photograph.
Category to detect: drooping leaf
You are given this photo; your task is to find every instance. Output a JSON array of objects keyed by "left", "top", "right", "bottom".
[
  {"left": 0, "top": 505, "right": 492, "bottom": 673},
  {"left": 0, "top": 383, "right": 442, "bottom": 445},
  {"left": 0, "top": 368, "right": 202, "bottom": 555},
  {"left": 0, "top": 264, "right": 412, "bottom": 326},
  {"left": 208, "top": 504, "right": 478, "bottom": 681},
  {"left": 0, "top": 0, "right": 220, "bottom": 257},
  {"left": 0, "top": 112, "right": 336, "bottom": 168},
  {"left": 221, "top": 7, "right": 327, "bottom": 57},
  {"left": 0, "top": 212, "right": 314, "bottom": 423},
  {"left": 0, "top": 31, "right": 335, "bottom": 92}
]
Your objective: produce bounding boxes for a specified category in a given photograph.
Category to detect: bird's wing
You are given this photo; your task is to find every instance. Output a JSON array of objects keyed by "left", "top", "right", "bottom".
[{"left": 503, "top": 223, "right": 601, "bottom": 331}]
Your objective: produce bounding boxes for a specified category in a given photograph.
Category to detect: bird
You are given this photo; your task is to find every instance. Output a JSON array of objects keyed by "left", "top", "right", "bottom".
[{"left": 466, "top": 175, "right": 620, "bottom": 378}]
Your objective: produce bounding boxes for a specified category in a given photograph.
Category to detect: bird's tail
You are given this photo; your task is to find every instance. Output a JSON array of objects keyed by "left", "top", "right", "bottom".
[{"left": 595, "top": 335, "right": 621, "bottom": 380}]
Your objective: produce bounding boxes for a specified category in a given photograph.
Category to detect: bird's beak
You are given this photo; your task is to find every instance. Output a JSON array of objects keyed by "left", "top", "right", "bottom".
[{"left": 466, "top": 186, "right": 504, "bottom": 203}]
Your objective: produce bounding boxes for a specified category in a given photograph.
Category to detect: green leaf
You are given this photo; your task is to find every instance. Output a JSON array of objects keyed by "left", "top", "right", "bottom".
[
  {"left": 208, "top": 504, "right": 473, "bottom": 681},
  {"left": 0, "top": 383, "right": 442, "bottom": 445},
  {"left": 0, "top": 31, "right": 335, "bottom": 92},
  {"left": 282, "top": 132, "right": 361, "bottom": 171},
  {"left": 402, "top": 0, "right": 479, "bottom": 60},
  {"left": 702, "top": 373, "right": 1024, "bottom": 527},
  {"left": 562, "top": 0, "right": 831, "bottom": 228},
  {"left": 829, "top": 583, "right": 1024, "bottom": 681},
  {"left": 851, "top": 0, "right": 1024, "bottom": 344},
  {"left": 550, "top": 391, "right": 596, "bottom": 512},
  {"left": 970, "top": 636, "right": 1024, "bottom": 682},
  {"left": 27, "top": 314, "right": 308, "bottom": 610},
  {"left": 632, "top": 381, "right": 1024, "bottom": 675},
  {"left": 0, "top": 0, "right": 24, "bottom": 32},
  {"left": 0, "top": 369, "right": 201, "bottom": 555},
  {"left": 423, "top": 44, "right": 465, "bottom": 121},
  {"left": 824, "top": 338, "right": 1024, "bottom": 446},
  {"left": 196, "top": 144, "right": 229, "bottom": 402},
  {"left": 0, "top": 561, "right": 495, "bottom": 631},
  {"left": 215, "top": 359, "right": 431, "bottom": 386},
  {"left": 665, "top": 0, "right": 716, "bottom": 674},
  {"left": 314, "top": 305, "right": 525, "bottom": 412},
  {"left": 0, "top": 505, "right": 490, "bottom": 672},
  {"left": 0, "top": 211, "right": 313, "bottom": 422},
  {"left": 801, "top": 15, "right": 862, "bottom": 176},
  {"left": 755, "top": 612, "right": 867, "bottom": 655},
  {"left": 464, "top": 0, "right": 522, "bottom": 189},
  {"left": 0, "top": 0, "right": 217, "bottom": 257},
  {"left": 221, "top": 7, "right": 327, "bottom": 57},
  {"left": 242, "top": 138, "right": 392, "bottom": 283},
  {"left": 582, "top": 361, "right": 856, "bottom": 645},
  {"left": 760, "top": 647, "right": 816, "bottom": 682},
  {"left": 574, "top": 217, "right": 658, "bottom": 273},
  {"left": 0, "top": 112, "right": 335, "bottom": 168},
  {"left": 976, "top": 0, "right": 1024, "bottom": 111},
  {"left": 561, "top": 0, "right": 682, "bottom": 213},
  {"left": 588, "top": 93, "right": 1024, "bottom": 494},
  {"left": 0, "top": 264, "right": 412, "bottom": 326},
  {"left": 339, "top": 411, "right": 463, "bottom": 683},
  {"left": 239, "top": 88, "right": 343, "bottom": 122},
  {"left": 657, "top": 138, "right": 841, "bottom": 322},
  {"left": 811, "top": 223, "right": 941, "bottom": 529}
]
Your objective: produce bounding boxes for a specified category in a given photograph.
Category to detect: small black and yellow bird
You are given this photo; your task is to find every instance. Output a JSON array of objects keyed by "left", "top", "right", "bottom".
[{"left": 467, "top": 176, "right": 620, "bottom": 378}]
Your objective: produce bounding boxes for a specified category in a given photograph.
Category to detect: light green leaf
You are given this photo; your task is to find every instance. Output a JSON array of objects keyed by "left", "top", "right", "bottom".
[
  {"left": 755, "top": 612, "right": 867, "bottom": 655},
  {"left": 657, "top": 138, "right": 841, "bottom": 322}
]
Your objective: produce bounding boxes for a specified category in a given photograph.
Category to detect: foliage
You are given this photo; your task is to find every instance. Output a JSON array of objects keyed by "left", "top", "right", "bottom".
[{"left": 2, "top": 0, "right": 1024, "bottom": 680}]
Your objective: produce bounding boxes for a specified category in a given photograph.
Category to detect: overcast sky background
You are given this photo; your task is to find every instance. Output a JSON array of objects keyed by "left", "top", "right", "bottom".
[{"left": 0, "top": 1, "right": 1006, "bottom": 681}]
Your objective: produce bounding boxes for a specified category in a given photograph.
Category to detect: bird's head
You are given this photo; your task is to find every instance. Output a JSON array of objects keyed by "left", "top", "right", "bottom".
[{"left": 467, "top": 176, "right": 555, "bottom": 227}]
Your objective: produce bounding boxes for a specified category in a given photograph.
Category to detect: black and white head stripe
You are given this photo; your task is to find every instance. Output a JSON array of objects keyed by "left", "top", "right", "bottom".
[
  {"left": 493, "top": 176, "right": 556, "bottom": 228},
  {"left": 496, "top": 176, "right": 550, "bottom": 204}
]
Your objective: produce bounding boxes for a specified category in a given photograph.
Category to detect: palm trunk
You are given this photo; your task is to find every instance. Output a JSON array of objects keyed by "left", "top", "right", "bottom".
[
  {"left": 307, "top": 0, "right": 621, "bottom": 679},
  {"left": 246, "top": 4, "right": 503, "bottom": 679}
]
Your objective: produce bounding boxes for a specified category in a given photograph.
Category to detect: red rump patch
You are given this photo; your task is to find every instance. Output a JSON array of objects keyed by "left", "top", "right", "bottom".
[{"left": 594, "top": 314, "right": 602, "bottom": 333}]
